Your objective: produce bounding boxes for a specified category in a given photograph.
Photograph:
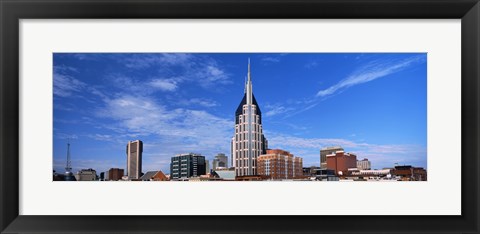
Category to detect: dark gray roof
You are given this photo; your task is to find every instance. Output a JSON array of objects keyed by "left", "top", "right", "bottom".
[
  {"left": 235, "top": 93, "right": 262, "bottom": 124},
  {"left": 140, "top": 171, "right": 159, "bottom": 180}
]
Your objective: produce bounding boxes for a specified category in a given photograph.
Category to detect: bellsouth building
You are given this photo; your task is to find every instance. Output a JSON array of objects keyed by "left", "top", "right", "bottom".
[{"left": 231, "top": 60, "right": 268, "bottom": 176}]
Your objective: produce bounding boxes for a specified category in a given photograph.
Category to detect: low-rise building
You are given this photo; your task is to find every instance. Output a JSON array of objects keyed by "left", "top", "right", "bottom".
[
  {"left": 393, "top": 165, "right": 427, "bottom": 181},
  {"left": 107, "top": 168, "right": 124, "bottom": 181},
  {"left": 75, "top": 168, "right": 97, "bottom": 181},
  {"left": 326, "top": 151, "right": 357, "bottom": 176},
  {"left": 140, "top": 171, "right": 168, "bottom": 181},
  {"left": 357, "top": 158, "right": 371, "bottom": 170},
  {"left": 257, "top": 149, "right": 303, "bottom": 180}
]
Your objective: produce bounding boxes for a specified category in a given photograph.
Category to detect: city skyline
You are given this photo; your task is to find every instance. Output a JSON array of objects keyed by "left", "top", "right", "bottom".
[{"left": 53, "top": 53, "right": 427, "bottom": 174}]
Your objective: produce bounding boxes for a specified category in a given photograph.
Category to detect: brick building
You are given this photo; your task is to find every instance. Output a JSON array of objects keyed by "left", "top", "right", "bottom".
[
  {"left": 393, "top": 165, "right": 427, "bottom": 181},
  {"left": 257, "top": 149, "right": 303, "bottom": 180},
  {"left": 107, "top": 168, "right": 124, "bottom": 181},
  {"left": 326, "top": 151, "right": 357, "bottom": 176}
]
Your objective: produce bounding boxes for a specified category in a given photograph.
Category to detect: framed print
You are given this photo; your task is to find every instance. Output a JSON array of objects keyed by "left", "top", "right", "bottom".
[{"left": 1, "top": 0, "right": 479, "bottom": 233}]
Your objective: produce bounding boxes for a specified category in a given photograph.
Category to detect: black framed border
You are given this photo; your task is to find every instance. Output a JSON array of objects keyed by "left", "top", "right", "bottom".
[{"left": 1, "top": 0, "right": 479, "bottom": 233}]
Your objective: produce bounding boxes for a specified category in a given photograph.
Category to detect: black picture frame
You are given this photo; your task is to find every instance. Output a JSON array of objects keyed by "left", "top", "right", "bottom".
[{"left": 1, "top": 0, "right": 479, "bottom": 233}]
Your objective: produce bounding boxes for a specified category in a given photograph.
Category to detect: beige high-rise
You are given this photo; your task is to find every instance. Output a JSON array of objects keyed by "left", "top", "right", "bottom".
[
  {"left": 126, "top": 140, "right": 143, "bottom": 180},
  {"left": 231, "top": 60, "right": 268, "bottom": 176}
]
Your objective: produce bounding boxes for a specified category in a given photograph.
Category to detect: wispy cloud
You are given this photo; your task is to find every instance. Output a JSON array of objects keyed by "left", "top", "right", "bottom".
[
  {"left": 316, "top": 55, "right": 425, "bottom": 97},
  {"left": 304, "top": 61, "right": 319, "bottom": 69},
  {"left": 264, "top": 103, "right": 295, "bottom": 117},
  {"left": 94, "top": 95, "right": 233, "bottom": 163},
  {"left": 105, "top": 54, "right": 231, "bottom": 90},
  {"left": 53, "top": 67, "right": 86, "bottom": 97},
  {"left": 149, "top": 78, "right": 178, "bottom": 92},
  {"left": 259, "top": 53, "right": 288, "bottom": 64}
]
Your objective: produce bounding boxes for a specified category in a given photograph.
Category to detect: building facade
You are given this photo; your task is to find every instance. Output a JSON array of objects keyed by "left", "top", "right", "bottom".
[
  {"left": 107, "top": 168, "right": 124, "bottom": 181},
  {"left": 205, "top": 160, "right": 210, "bottom": 174},
  {"left": 75, "top": 168, "right": 97, "bottom": 181},
  {"left": 212, "top": 153, "right": 228, "bottom": 170},
  {"left": 320, "top": 146, "right": 344, "bottom": 169},
  {"left": 126, "top": 140, "right": 143, "bottom": 180},
  {"left": 392, "top": 165, "right": 427, "bottom": 181},
  {"left": 170, "top": 153, "right": 206, "bottom": 179},
  {"left": 231, "top": 60, "right": 268, "bottom": 176},
  {"left": 357, "top": 158, "right": 372, "bottom": 170},
  {"left": 257, "top": 149, "right": 303, "bottom": 180},
  {"left": 326, "top": 150, "right": 357, "bottom": 176}
]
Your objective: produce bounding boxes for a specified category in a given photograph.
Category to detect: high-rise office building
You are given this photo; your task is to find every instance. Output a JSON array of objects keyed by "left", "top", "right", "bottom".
[
  {"left": 320, "top": 146, "right": 344, "bottom": 169},
  {"left": 212, "top": 153, "right": 228, "bottom": 170},
  {"left": 126, "top": 140, "right": 143, "bottom": 180},
  {"left": 170, "top": 153, "right": 206, "bottom": 179},
  {"left": 231, "top": 60, "right": 268, "bottom": 176}
]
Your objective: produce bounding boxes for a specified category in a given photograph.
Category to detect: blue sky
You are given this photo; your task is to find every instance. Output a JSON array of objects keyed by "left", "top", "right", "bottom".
[{"left": 53, "top": 53, "right": 427, "bottom": 174}]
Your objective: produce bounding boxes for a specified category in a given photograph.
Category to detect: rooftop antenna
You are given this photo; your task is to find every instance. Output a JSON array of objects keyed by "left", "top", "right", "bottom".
[{"left": 65, "top": 138, "right": 72, "bottom": 173}]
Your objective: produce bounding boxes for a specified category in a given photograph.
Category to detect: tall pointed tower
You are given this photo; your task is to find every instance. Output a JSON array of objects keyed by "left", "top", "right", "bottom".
[
  {"left": 231, "top": 59, "right": 268, "bottom": 176},
  {"left": 64, "top": 139, "right": 76, "bottom": 181}
]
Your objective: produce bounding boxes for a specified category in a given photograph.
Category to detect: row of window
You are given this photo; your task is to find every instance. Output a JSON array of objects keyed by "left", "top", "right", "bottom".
[
  {"left": 236, "top": 168, "right": 257, "bottom": 175},
  {"left": 236, "top": 159, "right": 256, "bottom": 167},
  {"left": 234, "top": 150, "right": 262, "bottom": 159},
  {"left": 233, "top": 139, "right": 263, "bottom": 149},
  {"left": 235, "top": 122, "right": 262, "bottom": 133},
  {"left": 235, "top": 132, "right": 262, "bottom": 141}
]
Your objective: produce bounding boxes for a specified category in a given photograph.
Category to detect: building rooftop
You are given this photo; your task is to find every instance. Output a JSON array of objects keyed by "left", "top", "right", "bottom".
[
  {"left": 140, "top": 171, "right": 160, "bottom": 180},
  {"left": 214, "top": 171, "right": 236, "bottom": 180}
]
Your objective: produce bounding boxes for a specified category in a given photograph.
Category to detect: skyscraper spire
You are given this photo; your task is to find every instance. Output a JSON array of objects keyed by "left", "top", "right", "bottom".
[
  {"left": 232, "top": 59, "right": 268, "bottom": 177},
  {"left": 246, "top": 58, "right": 252, "bottom": 105},
  {"left": 248, "top": 58, "right": 251, "bottom": 82}
]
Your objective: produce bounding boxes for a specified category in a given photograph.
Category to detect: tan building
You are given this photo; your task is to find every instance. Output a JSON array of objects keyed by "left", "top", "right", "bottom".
[
  {"left": 257, "top": 149, "right": 303, "bottom": 180},
  {"left": 357, "top": 158, "right": 372, "bottom": 170},
  {"left": 126, "top": 140, "right": 143, "bottom": 180},
  {"left": 75, "top": 168, "right": 97, "bottom": 181}
]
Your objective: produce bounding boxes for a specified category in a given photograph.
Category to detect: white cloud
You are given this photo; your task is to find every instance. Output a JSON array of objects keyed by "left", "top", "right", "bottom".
[
  {"left": 259, "top": 54, "right": 288, "bottom": 64},
  {"left": 109, "top": 54, "right": 231, "bottom": 90},
  {"left": 53, "top": 71, "right": 86, "bottom": 97},
  {"left": 149, "top": 79, "right": 178, "bottom": 91},
  {"left": 95, "top": 95, "right": 233, "bottom": 160},
  {"left": 264, "top": 104, "right": 295, "bottom": 117},
  {"left": 316, "top": 55, "right": 425, "bottom": 97}
]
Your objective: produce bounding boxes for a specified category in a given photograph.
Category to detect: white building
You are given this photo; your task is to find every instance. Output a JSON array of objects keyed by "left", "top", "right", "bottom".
[
  {"left": 357, "top": 158, "right": 372, "bottom": 170},
  {"left": 75, "top": 169, "right": 96, "bottom": 181},
  {"left": 212, "top": 153, "right": 228, "bottom": 170},
  {"left": 231, "top": 60, "right": 268, "bottom": 176}
]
